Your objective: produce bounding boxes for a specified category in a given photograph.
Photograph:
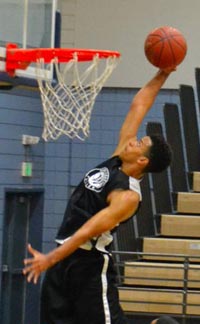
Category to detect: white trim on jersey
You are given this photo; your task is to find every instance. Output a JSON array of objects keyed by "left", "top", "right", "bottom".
[
  {"left": 101, "top": 253, "right": 111, "bottom": 324},
  {"left": 129, "top": 176, "right": 142, "bottom": 201},
  {"left": 56, "top": 236, "right": 93, "bottom": 250},
  {"left": 56, "top": 231, "right": 113, "bottom": 252},
  {"left": 95, "top": 231, "right": 113, "bottom": 252}
]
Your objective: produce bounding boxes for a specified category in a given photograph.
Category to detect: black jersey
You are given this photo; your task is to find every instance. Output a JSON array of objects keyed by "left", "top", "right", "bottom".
[{"left": 56, "top": 156, "right": 142, "bottom": 252}]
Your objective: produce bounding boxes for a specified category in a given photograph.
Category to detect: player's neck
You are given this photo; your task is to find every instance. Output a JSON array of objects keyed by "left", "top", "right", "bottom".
[{"left": 121, "top": 162, "right": 144, "bottom": 179}]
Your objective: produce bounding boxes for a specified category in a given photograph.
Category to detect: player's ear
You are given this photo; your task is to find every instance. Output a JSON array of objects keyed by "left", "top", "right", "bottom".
[{"left": 137, "top": 156, "right": 149, "bottom": 167}]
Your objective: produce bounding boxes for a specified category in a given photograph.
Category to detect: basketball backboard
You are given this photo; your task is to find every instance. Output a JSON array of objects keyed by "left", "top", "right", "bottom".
[{"left": 0, "top": 0, "right": 57, "bottom": 80}]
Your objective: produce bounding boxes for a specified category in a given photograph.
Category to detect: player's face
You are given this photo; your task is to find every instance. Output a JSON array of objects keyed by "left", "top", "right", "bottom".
[{"left": 125, "top": 136, "right": 152, "bottom": 160}]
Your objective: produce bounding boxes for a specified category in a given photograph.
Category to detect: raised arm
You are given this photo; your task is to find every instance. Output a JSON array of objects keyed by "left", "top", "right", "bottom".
[
  {"left": 23, "top": 189, "right": 140, "bottom": 284},
  {"left": 113, "top": 69, "right": 173, "bottom": 156}
]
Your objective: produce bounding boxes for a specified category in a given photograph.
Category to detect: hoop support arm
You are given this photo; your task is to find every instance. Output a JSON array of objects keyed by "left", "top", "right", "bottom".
[{"left": 5, "top": 43, "right": 121, "bottom": 77}]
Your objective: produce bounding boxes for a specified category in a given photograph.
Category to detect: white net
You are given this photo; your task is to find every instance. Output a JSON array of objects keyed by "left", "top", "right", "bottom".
[{"left": 36, "top": 54, "right": 119, "bottom": 141}]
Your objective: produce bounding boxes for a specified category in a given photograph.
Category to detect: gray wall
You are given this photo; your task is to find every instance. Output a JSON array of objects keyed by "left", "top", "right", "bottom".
[{"left": 58, "top": 0, "right": 200, "bottom": 88}]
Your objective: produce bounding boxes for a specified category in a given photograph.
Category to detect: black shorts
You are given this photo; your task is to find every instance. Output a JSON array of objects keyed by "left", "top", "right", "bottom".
[{"left": 40, "top": 248, "right": 129, "bottom": 324}]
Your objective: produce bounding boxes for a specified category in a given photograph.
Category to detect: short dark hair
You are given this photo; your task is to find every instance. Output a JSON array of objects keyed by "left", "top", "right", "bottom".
[
  {"left": 144, "top": 134, "right": 173, "bottom": 173},
  {"left": 156, "top": 315, "right": 180, "bottom": 324}
]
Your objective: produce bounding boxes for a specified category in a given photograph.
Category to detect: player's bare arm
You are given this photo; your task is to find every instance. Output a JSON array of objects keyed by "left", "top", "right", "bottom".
[
  {"left": 23, "top": 189, "right": 140, "bottom": 284},
  {"left": 113, "top": 69, "right": 173, "bottom": 156}
]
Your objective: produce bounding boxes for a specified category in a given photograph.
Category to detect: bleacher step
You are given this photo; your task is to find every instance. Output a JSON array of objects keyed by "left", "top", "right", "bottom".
[
  {"left": 142, "top": 237, "right": 200, "bottom": 261},
  {"left": 177, "top": 192, "right": 200, "bottom": 214},
  {"left": 119, "top": 287, "right": 200, "bottom": 315},
  {"left": 123, "top": 261, "right": 200, "bottom": 288},
  {"left": 193, "top": 172, "right": 200, "bottom": 192},
  {"left": 160, "top": 214, "right": 200, "bottom": 237}
]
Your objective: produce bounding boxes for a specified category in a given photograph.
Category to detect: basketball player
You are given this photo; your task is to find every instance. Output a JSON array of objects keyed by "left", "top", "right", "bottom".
[{"left": 23, "top": 68, "right": 175, "bottom": 324}]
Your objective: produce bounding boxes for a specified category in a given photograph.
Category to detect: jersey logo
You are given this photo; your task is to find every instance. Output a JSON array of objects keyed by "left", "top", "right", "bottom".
[{"left": 84, "top": 167, "right": 109, "bottom": 192}]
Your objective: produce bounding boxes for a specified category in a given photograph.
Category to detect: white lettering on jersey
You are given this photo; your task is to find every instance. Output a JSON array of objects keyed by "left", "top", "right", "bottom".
[{"left": 84, "top": 167, "right": 109, "bottom": 192}]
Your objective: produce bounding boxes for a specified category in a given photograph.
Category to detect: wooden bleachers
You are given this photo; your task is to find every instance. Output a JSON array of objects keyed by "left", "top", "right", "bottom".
[
  {"left": 160, "top": 214, "right": 200, "bottom": 238},
  {"left": 117, "top": 78, "right": 200, "bottom": 319},
  {"left": 142, "top": 237, "right": 200, "bottom": 261},
  {"left": 123, "top": 261, "right": 200, "bottom": 288},
  {"left": 118, "top": 287, "right": 200, "bottom": 315},
  {"left": 193, "top": 172, "right": 200, "bottom": 192},
  {"left": 117, "top": 156, "right": 200, "bottom": 315},
  {"left": 174, "top": 165, "right": 200, "bottom": 213},
  {"left": 176, "top": 192, "right": 200, "bottom": 214}
]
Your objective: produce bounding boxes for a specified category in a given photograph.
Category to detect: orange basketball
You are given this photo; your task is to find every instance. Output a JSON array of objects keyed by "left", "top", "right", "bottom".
[{"left": 144, "top": 26, "right": 187, "bottom": 69}]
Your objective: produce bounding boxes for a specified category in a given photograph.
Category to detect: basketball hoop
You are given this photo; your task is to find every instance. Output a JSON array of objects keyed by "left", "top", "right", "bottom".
[{"left": 4, "top": 43, "right": 121, "bottom": 141}]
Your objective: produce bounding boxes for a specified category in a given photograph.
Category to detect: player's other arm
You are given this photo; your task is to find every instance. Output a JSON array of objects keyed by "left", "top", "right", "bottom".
[
  {"left": 113, "top": 69, "right": 172, "bottom": 156},
  {"left": 23, "top": 189, "right": 140, "bottom": 284}
]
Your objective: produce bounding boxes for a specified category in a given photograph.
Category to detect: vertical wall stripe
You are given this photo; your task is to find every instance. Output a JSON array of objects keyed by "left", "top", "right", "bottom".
[{"left": 101, "top": 254, "right": 111, "bottom": 324}]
